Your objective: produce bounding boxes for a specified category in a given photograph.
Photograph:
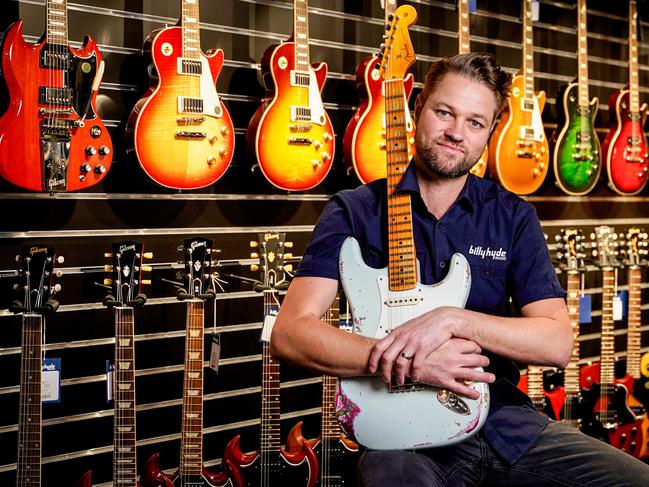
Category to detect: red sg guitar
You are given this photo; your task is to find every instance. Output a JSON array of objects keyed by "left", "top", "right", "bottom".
[
  {"left": 342, "top": 0, "right": 415, "bottom": 184},
  {"left": 128, "top": 0, "right": 234, "bottom": 190},
  {"left": 224, "top": 233, "right": 317, "bottom": 487},
  {"left": 602, "top": 1, "right": 649, "bottom": 195},
  {"left": 0, "top": 0, "right": 112, "bottom": 192},
  {"left": 518, "top": 366, "right": 565, "bottom": 420},
  {"left": 246, "top": 0, "right": 334, "bottom": 191}
]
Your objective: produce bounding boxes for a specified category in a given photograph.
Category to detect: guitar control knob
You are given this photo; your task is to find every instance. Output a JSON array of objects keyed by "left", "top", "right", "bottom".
[
  {"left": 98, "top": 145, "right": 110, "bottom": 156},
  {"left": 85, "top": 146, "right": 97, "bottom": 156},
  {"left": 321, "top": 151, "right": 331, "bottom": 161},
  {"left": 323, "top": 132, "right": 333, "bottom": 142},
  {"left": 220, "top": 126, "right": 230, "bottom": 136},
  {"left": 532, "top": 168, "right": 541, "bottom": 177},
  {"left": 80, "top": 163, "right": 92, "bottom": 173},
  {"left": 94, "top": 164, "right": 106, "bottom": 174},
  {"left": 209, "top": 136, "right": 217, "bottom": 144},
  {"left": 207, "top": 156, "right": 216, "bottom": 165},
  {"left": 314, "top": 140, "right": 323, "bottom": 150},
  {"left": 219, "top": 148, "right": 228, "bottom": 158},
  {"left": 312, "top": 159, "right": 322, "bottom": 169}
]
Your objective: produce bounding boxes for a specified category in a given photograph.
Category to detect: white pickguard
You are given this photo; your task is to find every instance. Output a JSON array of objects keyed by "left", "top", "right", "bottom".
[
  {"left": 290, "top": 69, "right": 327, "bottom": 126},
  {"left": 337, "top": 237, "right": 490, "bottom": 450},
  {"left": 185, "top": 55, "right": 224, "bottom": 118},
  {"left": 519, "top": 96, "right": 545, "bottom": 142}
]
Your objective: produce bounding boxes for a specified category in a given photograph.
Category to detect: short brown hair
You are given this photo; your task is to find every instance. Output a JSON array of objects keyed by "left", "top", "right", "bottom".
[{"left": 415, "top": 52, "right": 512, "bottom": 120}]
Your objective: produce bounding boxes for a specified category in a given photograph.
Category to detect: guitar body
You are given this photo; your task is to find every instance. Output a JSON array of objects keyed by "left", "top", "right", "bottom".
[
  {"left": 130, "top": 26, "right": 234, "bottom": 189},
  {"left": 337, "top": 237, "right": 488, "bottom": 450},
  {"left": 552, "top": 82, "right": 601, "bottom": 195},
  {"left": 516, "top": 373, "right": 565, "bottom": 420},
  {"left": 488, "top": 75, "right": 549, "bottom": 195},
  {"left": 75, "top": 470, "right": 93, "bottom": 487},
  {"left": 342, "top": 56, "right": 415, "bottom": 184},
  {"left": 247, "top": 41, "right": 334, "bottom": 191},
  {"left": 0, "top": 21, "right": 112, "bottom": 191},
  {"left": 559, "top": 391, "right": 590, "bottom": 429},
  {"left": 223, "top": 432, "right": 318, "bottom": 487},
  {"left": 142, "top": 452, "right": 232, "bottom": 487},
  {"left": 602, "top": 88, "right": 649, "bottom": 195}
]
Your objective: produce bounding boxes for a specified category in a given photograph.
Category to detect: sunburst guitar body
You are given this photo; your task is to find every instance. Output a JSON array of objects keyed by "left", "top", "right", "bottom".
[
  {"left": 488, "top": 75, "right": 549, "bottom": 194},
  {"left": 342, "top": 56, "right": 415, "bottom": 184},
  {"left": 130, "top": 26, "right": 234, "bottom": 189},
  {"left": 247, "top": 41, "right": 334, "bottom": 191}
]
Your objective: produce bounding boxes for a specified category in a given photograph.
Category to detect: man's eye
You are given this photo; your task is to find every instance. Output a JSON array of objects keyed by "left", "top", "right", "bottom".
[
  {"left": 437, "top": 110, "right": 450, "bottom": 117},
  {"left": 470, "top": 120, "right": 483, "bottom": 128}
]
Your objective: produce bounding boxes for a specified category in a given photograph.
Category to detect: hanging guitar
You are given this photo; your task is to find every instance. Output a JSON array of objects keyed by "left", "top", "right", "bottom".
[
  {"left": 0, "top": 0, "right": 112, "bottom": 192},
  {"left": 552, "top": 0, "right": 601, "bottom": 195},
  {"left": 488, "top": 0, "right": 548, "bottom": 194},
  {"left": 337, "top": 5, "right": 489, "bottom": 451},
  {"left": 287, "top": 295, "right": 361, "bottom": 486},
  {"left": 78, "top": 241, "right": 152, "bottom": 487},
  {"left": 224, "top": 232, "right": 318, "bottom": 487},
  {"left": 580, "top": 226, "right": 642, "bottom": 457},
  {"left": 341, "top": 0, "right": 415, "bottom": 184},
  {"left": 128, "top": 0, "right": 234, "bottom": 189},
  {"left": 246, "top": 0, "right": 334, "bottom": 191},
  {"left": 601, "top": 1, "right": 649, "bottom": 195},
  {"left": 142, "top": 237, "right": 232, "bottom": 486},
  {"left": 12, "top": 244, "right": 62, "bottom": 487},
  {"left": 517, "top": 366, "right": 564, "bottom": 420}
]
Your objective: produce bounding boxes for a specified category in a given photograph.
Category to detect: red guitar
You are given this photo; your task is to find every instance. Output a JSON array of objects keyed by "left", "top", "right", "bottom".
[
  {"left": 128, "top": 0, "right": 234, "bottom": 189},
  {"left": 0, "top": 0, "right": 112, "bottom": 192},
  {"left": 246, "top": 0, "right": 334, "bottom": 191},
  {"left": 12, "top": 245, "right": 61, "bottom": 487},
  {"left": 342, "top": 0, "right": 415, "bottom": 184},
  {"left": 224, "top": 233, "right": 317, "bottom": 486},
  {"left": 142, "top": 237, "right": 232, "bottom": 486},
  {"left": 601, "top": 1, "right": 649, "bottom": 195},
  {"left": 517, "top": 366, "right": 565, "bottom": 420}
]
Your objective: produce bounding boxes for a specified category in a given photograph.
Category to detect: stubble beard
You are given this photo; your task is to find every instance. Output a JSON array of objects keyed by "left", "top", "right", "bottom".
[{"left": 415, "top": 136, "right": 481, "bottom": 179}]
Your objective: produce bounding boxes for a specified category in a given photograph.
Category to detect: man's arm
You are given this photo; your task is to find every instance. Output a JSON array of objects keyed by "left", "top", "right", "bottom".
[
  {"left": 370, "top": 297, "right": 573, "bottom": 385},
  {"left": 271, "top": 276, "right": 495, "bottom": 398}
]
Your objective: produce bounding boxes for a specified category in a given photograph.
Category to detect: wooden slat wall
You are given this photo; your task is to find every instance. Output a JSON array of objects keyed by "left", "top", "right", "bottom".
[{"left": 1, "top": 0, "right": 649, "bottom": 485}]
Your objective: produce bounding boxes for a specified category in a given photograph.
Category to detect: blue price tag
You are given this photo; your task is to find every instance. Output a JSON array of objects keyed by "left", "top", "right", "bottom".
[
  {"left": 106, "top": 360, "right": 114, "bottom": 403},
  {"left": 618, "top": 290, "right": 628, "bottom": 318},
  {"left": 469, "top": 0, "right": 477, "bottom": 13},
  {"left": 578, "top": 295, "right": 592, "bottom": 324},
  {"left": 42, "top": 358, "right": 61, "bottom": 404}
]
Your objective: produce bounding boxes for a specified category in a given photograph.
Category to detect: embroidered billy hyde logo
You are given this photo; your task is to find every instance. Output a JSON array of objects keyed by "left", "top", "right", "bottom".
[{"left": 468, "top": 245, "right": 507, "bottom": 261}]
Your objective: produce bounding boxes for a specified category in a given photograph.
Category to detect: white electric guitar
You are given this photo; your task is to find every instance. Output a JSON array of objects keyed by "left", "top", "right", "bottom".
[{"left": 336, "top": 5, "right": 489, "bottom": 451}]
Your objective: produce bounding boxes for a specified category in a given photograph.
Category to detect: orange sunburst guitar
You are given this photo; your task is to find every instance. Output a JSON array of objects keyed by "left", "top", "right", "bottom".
[
  {"left": 129, "top": 0, "right": 234, "bottom": 189},
  {"left": 246, "top": 0, "right": 334, "bottom": 191},
  {"left": 342, "top": 0, "right": 415, "bottom": 184},
  {"left": 488, "top": 0, "right": 548, "bottom": 194},
  {"left": 456, "top": 0, "right": 488, "bottom": 177}
]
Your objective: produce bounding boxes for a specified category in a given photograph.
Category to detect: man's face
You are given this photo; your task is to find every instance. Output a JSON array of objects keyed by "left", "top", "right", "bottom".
[{"left": 414, "top": 72, "right": 497, "bottom": 179}]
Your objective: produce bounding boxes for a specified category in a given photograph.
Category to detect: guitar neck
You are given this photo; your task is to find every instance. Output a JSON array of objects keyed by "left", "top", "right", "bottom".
[
  {"left": 293, "top": 0, "right": 311, "bottom": 71},
  {"left": 17, "top": 314, "right": 43, "bottom": 487},
  {"left": 627, "top": 267, "right": 642, "bottom": 379},
  {"left": 113, "top": 307, "right": 138, "bottom": 485},
  {"left": 457, "top": 0, "right": 470, "bottom": 54},
  {"left": 600, "top": 269, "right": 616, "bottom": 385},
  {"left": 321, "top": 296, "right": 340, "bottom": 440},
  {"left": 385, "top": 79, "right": 417, "bottom": 291},
  {"left": 522, "top": 0, "right": 535, "bottom": 99},
  {"left": 46, "top": 0, "right": 68, "bottom": 45},
  {"left": 181, "top": 0, "right": 201, "bottom": 60},
  {"left": 261, "top": 292, "right": 281, "bottom": 452},
  {"left": 629, "top": 0, "right": 640, "bottom": 113},
  {"left": 180, "top": 300, "right": 205, "bottom": 476},
  {"left": 564, "top": 272, "right": 582, "bottom": 394},
  {"left": 526, "top": 365, "right": 545, "bottom": 400},
  {"left": 576, "top": 0, "right": 590, "bottom": 106}
]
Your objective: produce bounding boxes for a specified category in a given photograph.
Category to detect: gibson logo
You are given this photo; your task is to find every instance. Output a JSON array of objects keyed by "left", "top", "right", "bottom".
[
  {"left": 119, "top": 244, "right": 136, "bottom": 253},
  {"left": 30, "top": 246, "right": 48, "bottom": 255},
  {"left": 190, "top": 240, "right": 206, "bottom": 249},
  {"left": 468, "top": 245, "right": 507, "bottom": 261},
  {"left": 47, "top": 178, "right": 65, "bottom": 189},
  {"left": 264, "top": 233, "right": 279, "bottom": 242}
]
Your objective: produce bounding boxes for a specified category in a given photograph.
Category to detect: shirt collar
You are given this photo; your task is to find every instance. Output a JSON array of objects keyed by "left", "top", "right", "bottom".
[{"left": 395, "top": 162, "right": 476, "bottom": 213}]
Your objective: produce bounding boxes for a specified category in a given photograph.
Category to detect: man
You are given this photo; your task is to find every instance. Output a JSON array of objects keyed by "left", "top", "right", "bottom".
[{"left": 271, "top": 53, "right": 649, "bottom": 486}]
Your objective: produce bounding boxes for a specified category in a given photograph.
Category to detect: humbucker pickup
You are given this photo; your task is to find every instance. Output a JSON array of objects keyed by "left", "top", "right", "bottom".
[
  {"left": 39, "top": 44, "right": 70, "bottom": 70},
  {"left": 522, "top": 98, "right": 534, "bottom": 111},
  {"left": 179, "top": 58, "right": 202, "bottom": 75},
  {"left": 519, "top": 126, "right": 535, "bottom": 139},
  {"left": 178, "top": 97, "right": 204, "bottom": 114},
  {"left": 291, "top": 70, "right": 311, "bottom": 87},
  {"left": 291, "top": 106, "right": 311, "bottom": 122},
  {"left": 39, "top": 86, "right": 72, "bottom": 106}
]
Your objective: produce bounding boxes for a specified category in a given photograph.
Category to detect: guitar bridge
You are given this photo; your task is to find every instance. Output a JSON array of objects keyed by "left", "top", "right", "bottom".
[{"left": 388, "top": 377, "right": 429, "bottom": 393}]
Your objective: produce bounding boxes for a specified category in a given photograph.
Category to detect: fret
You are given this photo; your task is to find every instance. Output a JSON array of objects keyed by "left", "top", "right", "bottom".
[
  {"left": 564, "top": 272, "right": 581, "bottom": 394},
  {"left": 182, "top": 0, "right": 201, "bottom": 60},
  {"left": 457, "top": 0, "right": 471, "bottom": 54},
  {"left": 293, "top": 0, "right": 311, "bottom": 72},
  {"left": 577, "top": 0, "right": 590, "bottom": 106},
  {"left": 627, "top": 267, "right": 642, "bottom": 379},
  {"left": 46, "top": 0, "right": 68, "bottom": 45},
  {"left": 600, "top": 269, "right": 616, "bottom": 385},
  {"left": 522, "top": 0, "right": 535, "bottom": 100},
  {"left": 629, "top": 1, "right": 640, "bottom": 114}
]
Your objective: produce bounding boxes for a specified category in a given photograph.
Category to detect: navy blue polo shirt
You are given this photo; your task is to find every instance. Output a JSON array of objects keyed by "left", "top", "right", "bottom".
[{"left": 296, "top": 162, "right": 566, "bottom": 464}]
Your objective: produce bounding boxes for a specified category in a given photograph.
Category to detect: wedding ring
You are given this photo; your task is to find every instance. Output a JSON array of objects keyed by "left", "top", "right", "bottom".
[{"left": 399, "top": 351, "right": 414, "bottom": 361}]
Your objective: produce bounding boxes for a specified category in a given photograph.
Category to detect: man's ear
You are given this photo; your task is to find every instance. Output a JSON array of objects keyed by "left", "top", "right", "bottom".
[{"left": 414, "top": 93, "right": 423, "bottom": 123}]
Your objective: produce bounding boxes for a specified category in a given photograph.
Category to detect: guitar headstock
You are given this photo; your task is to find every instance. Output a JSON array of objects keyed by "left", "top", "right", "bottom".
[
  {"left": 12, "top": 244, "right": 62, "bottom": 314},
  {"left": 177, "top": 236, "right": 217, "bottom": 300},
  {"left": 589, "top": 225, "right": 620, "bottom": 269},
  {"left": 250, "top": 232, "right": 293, "bottom": 291},
  {"left": 103, "top": 241, "right": 151, "bottom": 307},
  {"left": 621, "top": 227, "right": 649, "bottom": 267},
  {"left": 554, "top": 229, "right": 585, "bottom": 272},
  {"left": 376, "top": 4, "right": 417, "bottom": 81}
]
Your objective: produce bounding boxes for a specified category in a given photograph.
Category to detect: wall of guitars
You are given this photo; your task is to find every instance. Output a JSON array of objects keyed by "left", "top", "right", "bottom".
[{"left": 1, "top": 0, "right": 649, "bottom": 485}]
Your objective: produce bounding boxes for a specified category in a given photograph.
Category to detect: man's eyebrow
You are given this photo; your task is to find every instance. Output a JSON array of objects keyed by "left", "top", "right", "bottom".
[{"left": 432, "top": 102, "right": 489, "bottom": 124}]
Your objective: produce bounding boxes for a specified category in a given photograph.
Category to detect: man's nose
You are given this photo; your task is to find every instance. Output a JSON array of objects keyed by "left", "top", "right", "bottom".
[{"left": 444, "top": 119, "right": 464, "bottom": 141}]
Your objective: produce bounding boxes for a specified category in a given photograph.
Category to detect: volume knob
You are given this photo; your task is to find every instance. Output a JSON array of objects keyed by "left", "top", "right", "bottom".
[{"left": 98, "top": 146, "right": 111, "bottom": 156}]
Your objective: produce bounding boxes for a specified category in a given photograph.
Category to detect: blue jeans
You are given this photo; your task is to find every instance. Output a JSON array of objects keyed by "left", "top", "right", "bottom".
[{"left": 358, "top": 420, "right": 649, "bottom": 486}]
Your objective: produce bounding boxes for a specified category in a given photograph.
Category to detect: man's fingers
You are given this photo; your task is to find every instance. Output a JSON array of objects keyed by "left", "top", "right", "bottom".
[{"left": 368, "top": 334, "right": 396, "bottom": 373}]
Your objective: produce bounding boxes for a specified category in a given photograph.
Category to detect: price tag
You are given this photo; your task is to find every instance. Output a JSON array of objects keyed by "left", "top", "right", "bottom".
[
  {"left": 261, "top": 313, "right": 277, "bottom": 342},
  {"left": 209, "top": 333, "right": 221, "bottom": 373},
  {"left": 613, "top": 295, "right": 623, "bottom": 321},
  {"left": 106, "top": 360, "right": 114, "bottom": 402},
  {"left": 42, "top": 358, "right": 61, "bottom": 403},
  {"left": 578, "top": 295, "right": 592, "bottom": 324}
]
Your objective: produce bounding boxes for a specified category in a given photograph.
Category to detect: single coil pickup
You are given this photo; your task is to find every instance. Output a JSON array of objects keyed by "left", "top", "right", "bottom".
[
  {"left": 576, "top": 132, "right": 591, "bottom": 142},
  {"left": 290, "top": 124, "right": 313, "bottom": 133},
  {"left": 291, "top": 106, "right": 312, "bottom": 122},
  {"left": 288, "top": 137, "right": 313, "bottom": 145},
  {"left": 178, "top": 97, "right": 204, "bottom": 114},
  {"left": 291, "top": 71, "right": 311, "bottom": 87},
  {"left": 627, "top": 136, "right": 642, "bottom": 145},
  {"left": 176, "top": 116, "right": 206, "bottom": 124},
  {"left": 515, "top": 150, "right": 535, "bottom": 158},
  {"left": 39, "top": 44, "right": 70, "bottom": 70},
  {"left": 39, "top": 86, "right": 72, "bottom": 106},
  {"left": 175, "top": 131, "right": 206, "bottom": 139},
  {"left": 39, "top": 107, "right": 74, "bottom": 116},
  {"left": 179, "top": 58, "right": 202, "bottom": 75}
]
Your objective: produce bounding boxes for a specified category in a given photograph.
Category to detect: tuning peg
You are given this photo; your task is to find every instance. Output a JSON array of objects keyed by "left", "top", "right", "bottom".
[
  {"left": 592, "top": 250, "right": 598, "bottom": 257},
  {"left": 590, "top": 233, "right": 595, "bottom": 240},
  {"left": 385, "top": 23, "right": 391, "bottom": 31},
  {"left": 250, "top": 252, "right": 259, "bottom": 259},
  {"left": 104, "top": 265, "right": 113, "bottom": 272},
  {"left": 250, "top": 264, "right": 259, "bottom": 272},
  {"left": 250, "top": 240, "right": 259, "bottom": 248},
  {"left": 554, "top": 234, "right": 562, "bottom": 242},
  {"left": 177, "top": 244, "right": 185, "bottom": 252},
  {"left": 56, "top": 255, "right": 65, "bottom": 264},
  {"left": 52, "top": 283, "right": 62, "bottom": 294},
  {"left": 104, "top": 252, "right": 113, "bottom": 258},
  {"left": 283, "top": 264, "right": 294, "bottom": 273},
  {"left": 104, "top": 278, "right": 113, "bottom": 286},
  {"left": 143, "top": 252, "right": 153, "bottom": 259},
  {"left": 556, "top": 252, "right": 563, "bottom": 260},
  {"left": 379, "top": 42, "right": 386, "bottom": 50},
  {"left": 284, "top": 242, "right": 293, "bottom": 248},
  {"left": 283, "top": 253, "right": 293, "bottom": 259},
  {"left": 142, "top": 265, "right": 152, "bottom": 272},
  {"left": 141, "top": 279, "right": 151, "bottom": 285}
]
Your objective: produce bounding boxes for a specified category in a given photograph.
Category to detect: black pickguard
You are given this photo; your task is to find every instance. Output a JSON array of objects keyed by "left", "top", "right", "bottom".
[
  {"left": 240, "top": 452, "right": 312, "bottom": 487},
  {"left": 313, "top": 439, "right": 361, "bottom": 487}
]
